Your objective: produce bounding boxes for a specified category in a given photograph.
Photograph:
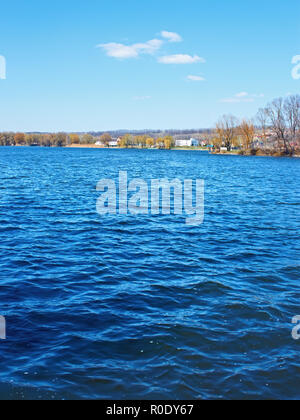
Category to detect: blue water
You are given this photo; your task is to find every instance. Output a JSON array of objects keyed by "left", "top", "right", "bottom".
[{"left": 0, "top": 147, "right": 299, "bottom": 400}]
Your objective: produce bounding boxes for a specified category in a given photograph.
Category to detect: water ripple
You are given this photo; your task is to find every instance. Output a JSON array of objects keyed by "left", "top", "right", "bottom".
[{"left": 0, "top": 147, "right": 300, "bottom": 399}]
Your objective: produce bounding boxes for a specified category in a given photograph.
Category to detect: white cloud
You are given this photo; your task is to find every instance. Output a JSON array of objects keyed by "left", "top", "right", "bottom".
[
  {"left": 158, "top": 54, "right": 206, "bottom": 64},
  {"left": 99, "top": 43, "right": 138, "bottom": 58},
  {"left": 187, "top": 75, "right": 206, "bottom": 82},
  {"left": 98, "top": 32, "right": 206, "bottom": 71},
  {"left": 134, "top": 39, "right": 164, "bottom": 54},
  {"left": 161, "top": 31, "right": 182, "bottom": 43},
  {"left": 220, "top": 97, "right": 255, "bottom": 103},
  {"left": 220, "top": 92, "right": 264, "bottom": 103},
  {"left": 98, "top": 39, "right": 163, "bottom": 59}
]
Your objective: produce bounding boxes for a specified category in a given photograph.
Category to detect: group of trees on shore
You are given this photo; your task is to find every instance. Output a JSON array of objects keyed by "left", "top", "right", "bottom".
[
  {"left": 118, "top": 134, "right": 174, "bottom": 149},
  {"left": 1, "top": 94, "right": 299, "bottom": 155},
  {"left": 0, "top": 132, "right": 114, "bottom": 147},
  {"left": 0, "top": 131, "right": 176, "bottom": 149},
  {"left": 213, "top": 94, "right": 300, "bottom": 155},
  {"left": 0, "top": 132, "right": 73, "bottom": 147}
]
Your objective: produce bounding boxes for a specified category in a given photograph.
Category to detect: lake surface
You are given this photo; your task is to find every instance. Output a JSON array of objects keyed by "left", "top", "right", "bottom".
[{"left": 0, "top": 147, "right": 299, "bottom": 400}]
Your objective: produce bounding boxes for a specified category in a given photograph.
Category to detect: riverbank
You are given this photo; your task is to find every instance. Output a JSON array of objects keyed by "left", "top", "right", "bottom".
[
  {"left": 65, "top": 144, "right": 208, "bottom": 151},
  {"left": 65, "top": 144, "right": 107, "bottom": 148},
  {"left": 4, "top": 144, "right": 300, "bottom": 158},
  {"left": 66, "top": 144, "right": 300, "bottom": 157},
  {"left": 211, "top": 151, "right": 300, "bottom": 158}
]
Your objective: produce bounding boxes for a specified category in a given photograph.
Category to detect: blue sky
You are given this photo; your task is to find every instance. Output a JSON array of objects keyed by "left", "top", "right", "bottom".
[{"left": 0, "top": 0, "right": 299, "bottom": 132}]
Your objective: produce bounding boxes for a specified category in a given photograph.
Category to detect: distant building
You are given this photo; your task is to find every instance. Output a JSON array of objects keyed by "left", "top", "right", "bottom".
[
  {"left": 96, "top": 138, "right": 119, "bottom": 147},
  {"left": 108, "top": 139, "right": 118, "bottom": 147},
  {"left": 175, "top": 138, "right": 199, "bottom": 147},
  {"left": 175, "top": 139, "right": 188, "bottom": 147}
]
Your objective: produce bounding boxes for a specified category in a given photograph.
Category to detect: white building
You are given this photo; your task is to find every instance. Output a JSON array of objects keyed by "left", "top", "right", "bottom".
[
  {"left": 95, "top": 138, "right": 119, "bottom": 147},
  {"left": 175, "top": 138, "right": 199, "bottom": 147},
  {"left": 108, "top": 139, "right": 118, "bottom": 147}
]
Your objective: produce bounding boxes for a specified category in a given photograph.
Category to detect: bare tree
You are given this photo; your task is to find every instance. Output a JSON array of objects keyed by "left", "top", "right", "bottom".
[
  {"left": 256, "top": 108, "right": 269, "bottom": 144},
  {"left": 284, "top": 95, "right": 300, "bottom": 146},
  {"left": 265, "top": 98, "right": 291, "bottom": 154},
  {"left": 239, "top": 119, "right": 255, "bottom": 150},
  {"left": 215, "top": 115, "right": 238, "bottom": 151}
]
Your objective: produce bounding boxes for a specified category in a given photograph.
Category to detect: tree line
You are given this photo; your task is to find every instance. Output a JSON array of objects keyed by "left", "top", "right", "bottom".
[
  {"left": 0, "top": 131, "right": 176, "bottom": 149},
  {"left": 213, "top": 94, "right": 300, "bottom": 155},
  {"left": 0, "top": 132, "right": 103, "bottom": 147},
  {"left": 118, "top": 134, "right": 175, "bottom": 149},
  {"left": 1, "top": 94, "right": 299, "bottom": 155}
]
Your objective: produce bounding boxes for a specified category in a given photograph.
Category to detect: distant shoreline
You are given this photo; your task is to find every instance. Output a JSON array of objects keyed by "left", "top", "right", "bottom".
[
  {"left": 66, "top": 144, "right": 209, "bottom": 151},
  {"left": 66, "top": 144, "right": 300, "bottom": 157},
  {"left": 3, "top": 144, "right": 300, "bottom": 158}
]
